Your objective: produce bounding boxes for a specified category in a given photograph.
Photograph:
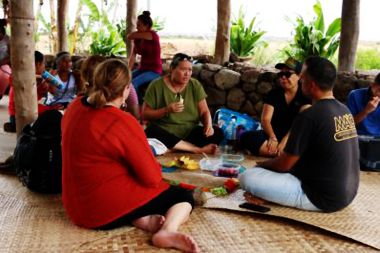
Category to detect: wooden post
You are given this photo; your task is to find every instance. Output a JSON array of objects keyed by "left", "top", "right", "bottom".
[
  {"left": 49, "top": 0, "right": 58, "bottom": 54},
  {"left": 338, "top": 0, "right": 360, "bottom": 72},
  {"left": 57, "top": 0, "right": 68, "bottom": 52},
  {"left": 126, "top": 0, "right": 137, "bottom": 58},
  {"left": 9, "top": 0, "right": 37, "bottom": 136},
  {"left": 214, "top": 0, "right": 231, "bottom": 65}
]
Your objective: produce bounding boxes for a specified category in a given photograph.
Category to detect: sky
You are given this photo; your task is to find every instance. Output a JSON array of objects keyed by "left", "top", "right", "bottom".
[{"left": 35, "top": 0, "right": 380, "bottom": 42}]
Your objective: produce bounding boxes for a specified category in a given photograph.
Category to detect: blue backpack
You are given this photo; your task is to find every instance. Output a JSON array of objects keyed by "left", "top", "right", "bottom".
[{"left": 213, "top": 108, "right": 260, "bottom": 144}]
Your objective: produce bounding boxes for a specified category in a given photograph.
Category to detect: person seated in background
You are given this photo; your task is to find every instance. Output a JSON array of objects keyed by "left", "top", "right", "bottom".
[
  {"left": 347, "top": 73, "right": 380, "bottom": 137},
  {"left": 142, "top": 53, "right": 223, "bottom": 154},
  {"left": 61, "top": 59, "right": 199, "bottom": 253},
  {"left": 240, "top": 58, "right": 311, "bottom": 157},
  {"left": 0, "top": 21, "right": 10, "bottom": 67},
  {"left": 45, "top": 51, "right": 78, "bottom": 108},
  {"left": 239, "top": 56, "right": 359, "bottom": 212},
  {"left": 3, "top": 51, "right": 62, "bottom": 133},
  {"left": 127, "top": 11, "right": 162, "bottom": 103},
  {"left": 79, "top": 55, "right": 140, "bottom": 120}
]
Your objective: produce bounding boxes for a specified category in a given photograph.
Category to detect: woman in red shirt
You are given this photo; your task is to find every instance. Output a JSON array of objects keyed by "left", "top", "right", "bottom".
[
  {"left": 61, "top": 59, "right": 199, "bottom": 253},
  {"left": 127, "top": 11, "right": 162, "bottom": 103}
]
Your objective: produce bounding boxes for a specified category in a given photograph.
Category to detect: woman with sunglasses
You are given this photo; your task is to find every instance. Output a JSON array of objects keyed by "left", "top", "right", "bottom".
[
  {"left": 240, "top": 58, "right": 311, "bottom": 157},
  {"left": 127, "top": 11, "right": 162, "bottom": 103},
  {"left": 142, "top": 53, "right": 224, "bottom": 154}
]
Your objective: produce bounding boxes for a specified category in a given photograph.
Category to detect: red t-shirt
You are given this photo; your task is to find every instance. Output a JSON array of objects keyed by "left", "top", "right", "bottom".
[
  {"left": 61, "top": 97, "right": 169, "bottom": 228},
  {"left": 134, "top": 31, "right": 162, "bottom": 74},
  {"left": 8, "top": 77, "right": 56, "bottom": 117}
]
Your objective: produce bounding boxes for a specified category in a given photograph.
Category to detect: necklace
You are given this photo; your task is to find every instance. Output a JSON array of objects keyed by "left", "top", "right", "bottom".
[{"left": 167, "top": 76, "right": 185, "bottom": 98}]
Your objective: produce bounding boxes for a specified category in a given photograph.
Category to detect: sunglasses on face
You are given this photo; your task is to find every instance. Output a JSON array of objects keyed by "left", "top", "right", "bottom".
[{"left": 277, "top": 71, "right": 294, "bottom": 78}]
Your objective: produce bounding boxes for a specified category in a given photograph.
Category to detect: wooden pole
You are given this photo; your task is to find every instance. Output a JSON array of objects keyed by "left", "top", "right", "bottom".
[
  {"left": 214, "top": 0, "right": 231, "bottom": 65},
  {"left": 9, "top": 0, "right": 37, "bottom": 136},
  {"left": 126, "top": 0, "right": 137, "bottom": 57},
  {"left": 338, "top": 0, "right": 360, "bottom": 72},
  {"left": 57, "top": 0, "right": 68, "bottom": 52}
]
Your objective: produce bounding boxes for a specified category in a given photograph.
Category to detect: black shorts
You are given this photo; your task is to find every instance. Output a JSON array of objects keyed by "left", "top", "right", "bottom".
[
  {"left": 97, "top": 185, "right": 195, "bottom": 230},
  {"left": 145, "top": 124, "right": 224, "bottom": 149},
  {"left": 240, "top": 130, "right": 268, "bottom": 155}
]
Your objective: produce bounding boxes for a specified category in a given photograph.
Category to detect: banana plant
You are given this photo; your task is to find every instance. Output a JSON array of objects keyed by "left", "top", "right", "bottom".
[
  {"left": 90, "top": 29, "right": 126, "bottom": 56},
  {"left": 284, "top": 0, "right": 341, "bottom": 61},
  {"left": 230, "top": 7, "right": 266, "bottom": 57}
]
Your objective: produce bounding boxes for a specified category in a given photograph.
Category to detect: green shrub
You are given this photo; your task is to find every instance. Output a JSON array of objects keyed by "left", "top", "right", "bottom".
[
  {"left": 230, "top": 7, "right": 266, "bottom": 57},
  {"left": 284, "top": 0, "right": 341, "bottom": 62},
  {"left": 355, "top": 48, "right": 380, "bottom": 70}
]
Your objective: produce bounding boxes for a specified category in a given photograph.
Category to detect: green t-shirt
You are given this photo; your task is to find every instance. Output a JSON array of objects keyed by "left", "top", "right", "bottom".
[{"left": 144, "top": 77, "right": 207, "bottom": 139}]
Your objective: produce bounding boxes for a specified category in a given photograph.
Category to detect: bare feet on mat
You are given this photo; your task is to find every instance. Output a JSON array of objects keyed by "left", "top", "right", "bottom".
[
  {"left": 132, "top": 215, "right": 166, "bottom": 233},
  {"left": 152, "top": 230, "right": 200, "bottom": 253}
]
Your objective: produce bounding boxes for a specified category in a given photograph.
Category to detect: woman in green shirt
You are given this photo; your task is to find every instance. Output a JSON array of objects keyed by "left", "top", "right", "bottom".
[{"left": 143, "top": 53, "right": 223, "bottom": 154}]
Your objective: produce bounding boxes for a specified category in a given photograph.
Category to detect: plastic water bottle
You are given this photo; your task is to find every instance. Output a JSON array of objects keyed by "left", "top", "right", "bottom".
[
  {"left": 225, "top": 116, "right": 237, "bottom": 153},
  {"left": 41, "top": 71, "right": 63, "bottom": 89}
]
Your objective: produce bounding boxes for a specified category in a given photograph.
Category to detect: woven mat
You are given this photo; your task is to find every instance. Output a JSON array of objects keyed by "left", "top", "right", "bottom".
[
  {"left": 159, "top": 153, "right": 380, "bottom": 251},
  {"left": 75, "top": 207, "right": 377, "bottom": 253},
  {"left": 0, "top": 174, "right": 133, "bottom": 252},
  {"left": 201, "top": 171, "right": 380, "bottom": 250}
]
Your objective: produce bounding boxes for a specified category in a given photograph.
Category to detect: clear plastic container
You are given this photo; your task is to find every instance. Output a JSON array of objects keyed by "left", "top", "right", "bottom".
[{"left": 221, "top": 154, "right": 244, "bottom": 164}]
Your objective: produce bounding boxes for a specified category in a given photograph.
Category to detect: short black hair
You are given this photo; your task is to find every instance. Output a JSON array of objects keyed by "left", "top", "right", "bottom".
[
  {"left": 138, "top": 11, "right": 153, "bottom": 28},
  {"left": 374, "top": 73, "right": 380, "bottom": 85},
  {"left": 304, "top": 56, "right": 337, "bottom": 91},
  {"left": 35, "top": 50, "right": 44, "bottom": 64}
]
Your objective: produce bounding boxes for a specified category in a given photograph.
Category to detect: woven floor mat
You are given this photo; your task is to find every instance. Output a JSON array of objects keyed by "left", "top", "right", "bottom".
[
  {"left": 0, "top": 174, "right": 133, "bottom": 253},
  {"left": 75, "top": 207, "right": 377, "bottom": 253},
  {"left": 202, "top": 172, "right": 380, "bottom": 250}
]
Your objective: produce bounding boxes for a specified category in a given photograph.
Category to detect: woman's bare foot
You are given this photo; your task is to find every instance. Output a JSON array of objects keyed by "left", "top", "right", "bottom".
[
  {"left": 132, "top": 215, "right": 166, "bottom": 233},
  {"left": 200, "top": 144, "right": 218, "bottom": 155},
  {"left": 152, "top": 230, "right": 200, "bottom": 253}
]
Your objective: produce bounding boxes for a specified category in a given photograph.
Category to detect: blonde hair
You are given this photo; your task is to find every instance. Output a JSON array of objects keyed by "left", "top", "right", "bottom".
[
  {"left": 88, "top": 59, "right": 130, "bottom": 108},
  {"left": 80, "top": 55, "right": 107, "bottom": 95}
]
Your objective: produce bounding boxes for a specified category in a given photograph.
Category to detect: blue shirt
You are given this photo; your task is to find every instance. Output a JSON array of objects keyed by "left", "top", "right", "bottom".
[{"left": 347, "top": 88, "right": 380, "bottom": 136}]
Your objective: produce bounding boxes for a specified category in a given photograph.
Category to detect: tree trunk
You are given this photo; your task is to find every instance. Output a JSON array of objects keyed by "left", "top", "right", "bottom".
[
  {"left": 57, "top": 0, "right": 68, "bottom": 52},
  {"left": 49, "top": 0, "right": 58, "bottom": 54},
  {"left": 69, "top": 1, "right": 83, "bottom": 54},
  {"left": 9, "top": 0, "right": 37, "bottom": 136},
  {"left": 338, "top": 0, "right": 360, "bottom": 72},
  {"left": 214, "top": 0, "right": 231, "bottom": 65},
  {"left": 126, "top": 0, "right": 137, "bottom": 57}
]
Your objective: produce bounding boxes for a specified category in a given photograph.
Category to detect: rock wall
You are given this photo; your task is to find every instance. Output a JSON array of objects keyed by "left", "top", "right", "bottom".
[
  {"left": 192, "top": 62, "right": 377, "bottom": 120},
  {"left": 45, "top": 55, "right": 377, "bottom": 120}
]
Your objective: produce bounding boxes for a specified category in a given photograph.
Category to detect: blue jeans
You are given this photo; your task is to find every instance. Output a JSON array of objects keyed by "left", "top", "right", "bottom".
[
  {"left": 238, "top": 167, "right": 321, "bottom": 211},
  {"left": 132, "top": 70, "right": 160, "bottom": 103}
]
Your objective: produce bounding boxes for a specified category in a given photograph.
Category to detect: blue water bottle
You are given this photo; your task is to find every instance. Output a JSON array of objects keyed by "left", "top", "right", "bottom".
[{"left": 41, "top": 71, "right": 63, "bottom": 90}]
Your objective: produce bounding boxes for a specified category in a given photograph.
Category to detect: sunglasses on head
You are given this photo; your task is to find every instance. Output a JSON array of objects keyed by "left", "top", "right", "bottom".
[
  {"left": 172, "top": 54, "right": 193, "bottom": 66},
  {"left": 277, "top": 71, "right": 294, "bottom": 78}
]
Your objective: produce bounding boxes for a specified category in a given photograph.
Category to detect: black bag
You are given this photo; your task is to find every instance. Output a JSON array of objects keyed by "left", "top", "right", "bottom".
[
  {"left": 359, "top": 136, "right": 380, "bottom": 171},
  {"left": 14, "top": 110, "right": 63, "bottom": 193}
]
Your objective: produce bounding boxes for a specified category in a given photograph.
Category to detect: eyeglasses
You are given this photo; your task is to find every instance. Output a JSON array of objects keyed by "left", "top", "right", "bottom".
[{"left": 277, "top": 71, "right": 294, "bottom": 78}]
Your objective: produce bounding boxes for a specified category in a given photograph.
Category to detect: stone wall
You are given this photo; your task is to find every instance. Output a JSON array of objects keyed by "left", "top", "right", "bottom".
[
  {"left": 191, "top": 62, "right": 377, "bottom": 120},
  {"left": 45, "top": 55, "right": 377, "bottom": 120}
]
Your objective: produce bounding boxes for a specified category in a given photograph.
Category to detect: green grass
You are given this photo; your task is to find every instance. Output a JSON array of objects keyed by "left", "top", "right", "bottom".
[{"left": 355, "top": 48, "right": 380, "bottom": 70}]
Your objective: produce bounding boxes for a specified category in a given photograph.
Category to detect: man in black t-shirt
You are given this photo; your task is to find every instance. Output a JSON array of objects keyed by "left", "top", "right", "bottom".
[{"left": 239, "top": 56, "right": 360, "bottom": 212}]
